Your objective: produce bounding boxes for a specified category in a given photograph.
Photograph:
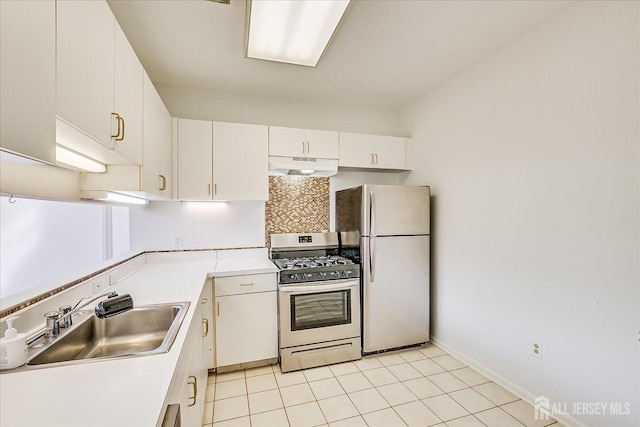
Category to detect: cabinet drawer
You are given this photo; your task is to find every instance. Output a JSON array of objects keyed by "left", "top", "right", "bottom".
[{"left": 214, "top": 273, "right": 276, "bottom": 296}]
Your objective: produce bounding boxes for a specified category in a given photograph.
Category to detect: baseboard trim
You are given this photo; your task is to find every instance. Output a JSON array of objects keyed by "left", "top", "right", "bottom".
[{"left": 430, "top": 336, "right": 588, "bottom": 427}]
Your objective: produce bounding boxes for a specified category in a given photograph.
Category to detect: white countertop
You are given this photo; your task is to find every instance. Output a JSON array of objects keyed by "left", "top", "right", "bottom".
[
  {"left": 213, "top": 257, "right": 278, "bottom": 277},
  {"left": 0, "top": 252, "right": 278, "bottom": 427}
]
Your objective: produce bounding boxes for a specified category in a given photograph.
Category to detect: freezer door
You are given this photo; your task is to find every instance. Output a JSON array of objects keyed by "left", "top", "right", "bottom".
[
  {"left": 363, "top": 185, "right": 430, "bottom": 236},
  {"left": 362, "top": 235, "right": 430, "bottom": 353}
]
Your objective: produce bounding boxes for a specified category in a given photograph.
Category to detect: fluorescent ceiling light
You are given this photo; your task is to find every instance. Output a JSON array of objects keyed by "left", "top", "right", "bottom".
[
  {"left": 246, "top": 0, "right": 350, "bottom": 67},
  {"left": 56, "top": 145, "right": 106, "bottom": 173}
]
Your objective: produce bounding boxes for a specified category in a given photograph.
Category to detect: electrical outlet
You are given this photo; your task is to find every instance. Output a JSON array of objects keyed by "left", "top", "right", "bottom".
[
  {"left": 532, "top": 341, "right": 543, "bottom": 359},
  {"left": 173, "top": 234, "right": 183, "bottom": 248}
]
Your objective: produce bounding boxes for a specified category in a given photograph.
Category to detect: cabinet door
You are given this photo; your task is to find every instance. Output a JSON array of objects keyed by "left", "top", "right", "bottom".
[
  {"left": 177, "top": 119, "right": 212, "bottom": 200},
  {"left": 142, "top": 73, "right": 171, "bottom": 197},
  {"left": 215, "top": 292, "right": 278, "bottom": 367},
  {"left": 113, "top": 22, "right": 143, "bottom": 165},
  {"left": 306, "top": 129, "right": 339, "bottom": 159},
  {"left": 179, "top": 303, "right": 207, "bottom": 427},
  {"left": 202, "top": 280, "right": 214, "bottom": 370},
  {"left": 269, "top": 126, "right": 306, "bottom": 157},
  {"left": 158, "top": 108, "right": 173, "bottom": 198},
  {"left": 374, "top": 136, "right": 406, "bottom": 169},
  {"left": 57, "top": 0, "right": 115, "bottom": 149},
  {"left": 213, "top": 122, "right": 268, "bottom": 201},
  {"left": 338, "top": 132, "right": 374, "bottom": 168},
  {"left": 0, "top": 0, "right": 56, "bottom": 164}
]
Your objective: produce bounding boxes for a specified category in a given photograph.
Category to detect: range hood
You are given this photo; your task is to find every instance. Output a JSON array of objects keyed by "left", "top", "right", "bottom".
[{"left": 268, "top": 156, "right": 338, "bottom": 177}]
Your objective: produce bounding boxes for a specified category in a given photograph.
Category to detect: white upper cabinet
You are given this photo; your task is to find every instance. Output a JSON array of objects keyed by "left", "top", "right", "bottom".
[
  {"left": 57, "top": 0, "right": 143, "bottom": 164},
  {"left": 339, "top": 132, "right": 409, "bottom": 170},
  {"left": 177, "top": 118, "right": 213, "bottom": 201},
  {"left": 142, "top": 73, "right": 171, "bottom": 198},
  {"left": 113, "top": 22, "right": 144, "bottom": 165},
  {"left": 213, "top": 122, "right": 269, "bottom": 201},
  {"left": 79, "top": 73, "right": 172, "bottom": 199},
  {"left": 0, "top": 0, "right": 56, "bottom": 164},
  {"left": 374, "top": 135, "right": 407, "bottom": 169},
  {"left": 269, "top": 126, "right": 339, "bottom": 159},
  {"left": 176, "top": 118, "right": 269, "bottom": 201},
  {"left": 57, "top": 0, "right": 114, "bottom": 149}
]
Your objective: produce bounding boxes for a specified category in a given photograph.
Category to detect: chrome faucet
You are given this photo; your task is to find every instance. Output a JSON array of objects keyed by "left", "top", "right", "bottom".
[
  {"left": 43, "top": 311, "right": 60, "bottom": 338},
  {"left": 37, "top": 291, "right": 127, "bottom": 342}
]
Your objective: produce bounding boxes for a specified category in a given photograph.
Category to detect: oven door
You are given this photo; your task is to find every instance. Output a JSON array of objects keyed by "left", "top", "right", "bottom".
[{"left": 279, "top": 279, "right": 361, "bottom": 348}]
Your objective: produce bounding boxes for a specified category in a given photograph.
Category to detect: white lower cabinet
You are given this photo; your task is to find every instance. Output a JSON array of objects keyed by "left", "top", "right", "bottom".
[
  {"left": 202, "top": 279, "right": 215, "bottom": 371},
  {"left": 214, "top": 273, "right": 278, "bottom": 368},
  {"left": 161, "top": 288, "right": 208, "bottom": 427}
]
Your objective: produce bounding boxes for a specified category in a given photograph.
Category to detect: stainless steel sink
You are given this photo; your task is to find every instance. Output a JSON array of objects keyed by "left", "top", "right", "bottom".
[{"left": 26, "top": 302, "right": 190, "bottom": 368}]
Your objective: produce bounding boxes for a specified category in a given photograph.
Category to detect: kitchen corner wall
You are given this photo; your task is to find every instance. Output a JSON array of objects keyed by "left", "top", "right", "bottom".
[
  {"left": 399, "top": 2, "right": 639, "bottom": 426},
  {"left": 265, "top": 177, "right": 330, "bottom": 246}
]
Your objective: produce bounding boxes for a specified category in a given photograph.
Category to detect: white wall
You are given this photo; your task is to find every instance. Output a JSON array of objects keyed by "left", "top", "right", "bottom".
[
  {"left": 157, "top": 83, "right": 405, "bottom": 136},
  {"left": 400, "top": 2, "right": 639, "bottom": 426},
  {"left": 0, "top": 197, "right": 131, "bottom": 310},
  {"left": 128, "top": 201, "right": 265, "bottom": 252}
]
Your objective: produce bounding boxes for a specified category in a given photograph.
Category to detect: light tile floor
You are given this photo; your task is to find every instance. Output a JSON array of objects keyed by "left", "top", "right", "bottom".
[{"left": 202, "top": 343, "right": 561, "bottom": 427}]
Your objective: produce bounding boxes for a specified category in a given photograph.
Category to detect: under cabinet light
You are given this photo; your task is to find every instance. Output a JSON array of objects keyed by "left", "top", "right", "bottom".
[
  {"left": 103, "top": 192, "right": 148, "bottom": 206},
  {"left": 55, "top": 145, "right": 106, "bottom": 173},
  {"left": 246, "top": 0, "right": 350, "bottom": 67},
  {"left": 82, "top": 191, "right": 149, "bottom": 206}
]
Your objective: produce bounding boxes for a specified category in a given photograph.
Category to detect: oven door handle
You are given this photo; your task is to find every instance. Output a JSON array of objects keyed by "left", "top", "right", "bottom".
[{"left": 279, "top": 281, "right": 359, "bottom": 293}]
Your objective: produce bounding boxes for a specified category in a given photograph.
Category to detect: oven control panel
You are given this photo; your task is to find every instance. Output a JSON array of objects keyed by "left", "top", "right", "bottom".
[{"left": 279, "top": 267, "right": 360, "bottom": 284}]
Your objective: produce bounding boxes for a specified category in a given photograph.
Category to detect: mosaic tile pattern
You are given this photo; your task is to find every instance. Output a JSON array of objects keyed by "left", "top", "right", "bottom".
[{"left": 265, "top": 176, "right": 330, "bottom": 246}]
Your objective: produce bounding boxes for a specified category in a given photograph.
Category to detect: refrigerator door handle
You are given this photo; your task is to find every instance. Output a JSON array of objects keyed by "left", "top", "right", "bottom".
[
  {"left": 370, "top": 189, "right": 376, "bottom": 237},
  {"left": 370, "top": 237, "right": 376, "bottom": 283}
]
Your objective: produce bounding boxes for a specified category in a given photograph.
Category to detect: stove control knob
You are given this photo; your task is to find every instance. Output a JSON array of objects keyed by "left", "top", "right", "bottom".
[
  {"left": 289, "top": 274, "right": 299, "bottom": 281},
  {"left": 304, "top": 273, "right": 313, "bottom": 280},
  {"left": 318, "top": 272, "right": 326, "bottom": 279}
]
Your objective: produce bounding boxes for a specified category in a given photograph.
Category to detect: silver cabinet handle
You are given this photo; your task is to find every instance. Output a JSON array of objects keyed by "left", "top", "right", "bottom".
[
  {"left": 374, "top": 153, "right": 378, "bottom": 164},
  {"left": 217, "top": 302, "right": 220, "bottom": 317},
  {"left": 202, "top": 318, "right": 209, "bottom": 337},
  {"left": 306, "top": 141, "right": 310, "bottom": 154},
  {"left": 370, "top": 153, "right": 375, "bottom": 165},
  {"left": 240, "top": 282, "right": 254, "bottom": 286},
  {"left": 301, "top": 141, "right": 305, "bottom": 154},
  {"left": 208, "top": 183, "right": 211, "bottom": 196},
  {"left": 214, "top": 183, "right": 217, "bottom": 196},
  {"left": 187, "top": 376, "right": 197, "bottom": 407}
]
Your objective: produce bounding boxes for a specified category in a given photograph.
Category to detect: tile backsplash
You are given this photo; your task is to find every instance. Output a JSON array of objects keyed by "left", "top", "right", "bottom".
[{"left": 265, "top": 176, "right": 330, "bottom": 246}]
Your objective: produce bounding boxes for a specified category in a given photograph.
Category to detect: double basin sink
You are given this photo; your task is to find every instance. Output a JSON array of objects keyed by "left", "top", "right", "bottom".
[{"left": 22, "top": 301, "right": 190, "bottom": 369}]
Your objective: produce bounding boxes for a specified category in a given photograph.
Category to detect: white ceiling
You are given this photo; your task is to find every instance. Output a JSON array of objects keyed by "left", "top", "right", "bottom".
[{"left": 108, "top": 0, "right": 571, "bottom": 111}]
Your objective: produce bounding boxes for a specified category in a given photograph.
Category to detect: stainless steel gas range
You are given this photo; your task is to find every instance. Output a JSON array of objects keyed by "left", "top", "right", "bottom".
[{"left": 271, "top": 232, "right": 361, "bottom": 373}]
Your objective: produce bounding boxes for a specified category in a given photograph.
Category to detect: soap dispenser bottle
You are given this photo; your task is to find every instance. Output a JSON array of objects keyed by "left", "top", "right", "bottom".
[{"left": 0, "top": 316, "right": 28, "bottom": 370}]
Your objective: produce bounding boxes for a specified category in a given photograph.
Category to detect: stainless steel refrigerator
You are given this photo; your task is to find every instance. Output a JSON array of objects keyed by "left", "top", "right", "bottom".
[{"left": 336, "top": 184, "right": 430, "bottom": 354}]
